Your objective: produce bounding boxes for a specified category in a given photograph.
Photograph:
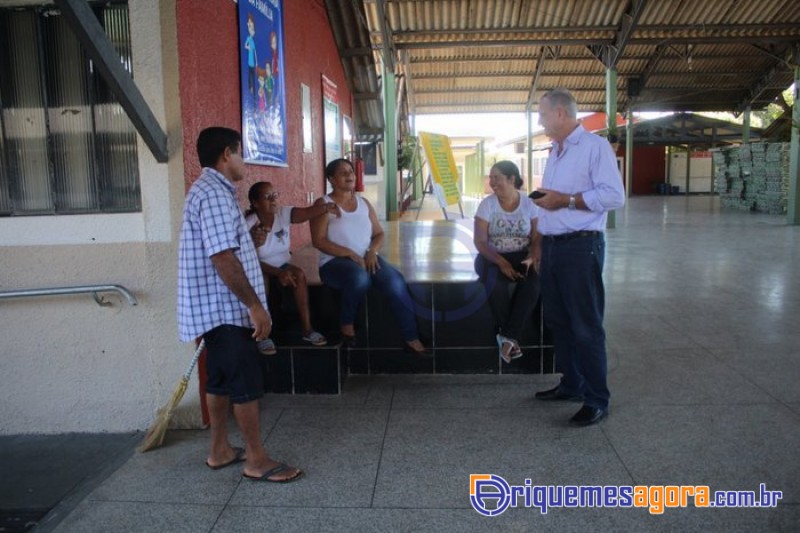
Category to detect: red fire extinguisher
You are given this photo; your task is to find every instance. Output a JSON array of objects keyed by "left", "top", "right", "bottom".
[{"left": 354, "top": 156, "right": 365, "bottom": 192}]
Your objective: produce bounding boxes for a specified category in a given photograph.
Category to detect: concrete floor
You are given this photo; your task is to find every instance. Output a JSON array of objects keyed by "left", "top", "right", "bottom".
[{"left": 3, "top": 195, "right": 799, "bottom": 532}]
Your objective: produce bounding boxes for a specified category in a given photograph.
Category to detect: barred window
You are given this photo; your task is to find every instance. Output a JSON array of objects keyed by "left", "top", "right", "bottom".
[{"left": 0, "top": 3, "right": 139, "bottom": 216}]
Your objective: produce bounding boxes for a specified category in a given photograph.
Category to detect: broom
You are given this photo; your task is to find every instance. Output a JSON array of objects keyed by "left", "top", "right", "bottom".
[{"left": 137, "top": 340, "right": 205, "bottom": 452}]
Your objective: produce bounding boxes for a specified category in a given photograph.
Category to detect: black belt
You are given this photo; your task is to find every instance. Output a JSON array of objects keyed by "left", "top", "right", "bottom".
[{"left": 543, "top": 230, "right": 601, "bottom": 242}]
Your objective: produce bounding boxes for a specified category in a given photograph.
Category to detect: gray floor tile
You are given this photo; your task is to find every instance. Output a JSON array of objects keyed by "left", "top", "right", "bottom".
[
  {"left": 373, "top": 407, "right": 631, "bottom": 508},
  {"left": 213, "top": 507, "right": 518, "bottom": 533},
  {"left": 211, "top": 506, "right": 699, "bottom": 533},
  {"left": 53, "top": 501, "right": 222, "bottom": 533},
  {"left": 603, "top": 404, "right": 800, "bottom": 502},
  {"left": 261, "top": 376, "right": 378, "bottom": 408},
  {"left": 86, "top": 451, "right": 243, "bottom": 505},
  {"left": 605, "top": 313, "right": 702, "bottom": 351},
  {"left": 786, "top": 403, "right": 800, "bottom": 417},
  {"left": 607, "top": 348, "right": 770, "bottom": 406},
  {"left": 708, "top": 347, "right": 800, "bottom": 403},
  {"left": 388, "top": 377, "right": 552, "bottom": 409},
  {"left": 229, "top": 408, "right": 388, "bottom": 508},
  {"left": 661, "top": 311, "right": 800, "bottom": 351},
  {"left": 633, "top": 506, "right": 800, "bottom": 533},
  {"left": 83, "top": 428, "right": 251, "bottom": 506}
]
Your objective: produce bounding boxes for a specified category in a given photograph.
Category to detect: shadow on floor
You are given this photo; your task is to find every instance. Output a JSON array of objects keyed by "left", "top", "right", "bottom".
[{"left": 0, "top": 433, "right": 139, "bottom": 532}]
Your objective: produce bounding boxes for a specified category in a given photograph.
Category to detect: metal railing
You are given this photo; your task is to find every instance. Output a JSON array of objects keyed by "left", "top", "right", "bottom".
[{"left": 0, "top": 284, "right": 138, "bottom": 307}]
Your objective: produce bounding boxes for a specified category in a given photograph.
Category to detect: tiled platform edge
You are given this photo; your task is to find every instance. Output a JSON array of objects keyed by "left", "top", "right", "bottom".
[{"left": 263, "top": 281, "right": 555, "bottom": 394}]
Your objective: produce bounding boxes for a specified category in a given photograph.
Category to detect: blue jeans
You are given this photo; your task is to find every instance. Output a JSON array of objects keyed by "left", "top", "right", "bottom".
[
  {"left": 319, "top": 255, "right": 419, "bottom": 341},
  {"left": 474, "top": 251, "right": 541, "bottom": 341},
  {"left": 539, "top": 233, "right": 609, "bottom": 409}
]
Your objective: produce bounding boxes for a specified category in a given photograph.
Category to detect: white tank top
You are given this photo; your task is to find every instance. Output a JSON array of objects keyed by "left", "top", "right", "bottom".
[{"left": 318, "top": 194, "right": 372, "bottom": 267}]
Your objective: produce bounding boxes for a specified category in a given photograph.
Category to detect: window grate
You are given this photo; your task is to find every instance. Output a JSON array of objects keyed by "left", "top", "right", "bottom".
[{"left": 0, "top": 2, "right": 139, "bottom": 216}]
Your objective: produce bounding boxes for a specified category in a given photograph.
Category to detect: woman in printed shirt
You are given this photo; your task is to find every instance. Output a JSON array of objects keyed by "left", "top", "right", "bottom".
[
  {"left": 473, "top": 161, "right": 541, "bottom": 363},
  {"left": 246, "top": 181, "right": 339, "bottom": 348}
]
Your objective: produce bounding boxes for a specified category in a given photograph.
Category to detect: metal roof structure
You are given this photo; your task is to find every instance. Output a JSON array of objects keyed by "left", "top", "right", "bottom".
[
  {"left": 325, "top": 0, "right": 800, "bottom": 140},
  {"left": 615, "top": 112, "right": 765, "bottom": 147},
  {"left": 501, "top": 111, "right": 763, "bottom": 151}
]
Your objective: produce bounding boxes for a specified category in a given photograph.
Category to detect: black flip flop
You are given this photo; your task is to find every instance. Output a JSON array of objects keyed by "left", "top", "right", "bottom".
[
  {"left": 205, "top": 446, "right": 246, "bottom": 470},
  {"left": 243, "top": 462, "right": 304, "bottom": 483}
]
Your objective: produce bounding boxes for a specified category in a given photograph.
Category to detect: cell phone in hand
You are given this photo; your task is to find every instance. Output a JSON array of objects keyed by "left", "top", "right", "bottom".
[{"left": 529, "top": 190, "right": 546, "bottom": 199}]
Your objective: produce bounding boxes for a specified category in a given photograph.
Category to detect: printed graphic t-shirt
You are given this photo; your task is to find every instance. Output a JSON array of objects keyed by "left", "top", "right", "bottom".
[{"left": 475, "top": 191, "right": 539, "bottom": 253}]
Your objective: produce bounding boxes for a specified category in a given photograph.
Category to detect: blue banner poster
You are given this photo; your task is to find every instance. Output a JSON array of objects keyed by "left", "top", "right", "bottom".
[{"left": 238, "top": 0, "right": 287, "bottom": 166}]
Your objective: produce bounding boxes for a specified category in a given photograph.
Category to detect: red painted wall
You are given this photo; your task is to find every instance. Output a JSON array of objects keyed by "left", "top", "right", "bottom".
[
  {"left": 616, "top": 145, "right": 667, "bottom": 195},
  {"left": 177, "top": 0, "right": 352, "bottom": 248}
]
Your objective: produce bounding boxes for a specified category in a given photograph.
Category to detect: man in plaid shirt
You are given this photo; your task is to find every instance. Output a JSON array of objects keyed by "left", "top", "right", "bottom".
[{"left": 177, "top": 127, "right": 302, "bottom": 483}]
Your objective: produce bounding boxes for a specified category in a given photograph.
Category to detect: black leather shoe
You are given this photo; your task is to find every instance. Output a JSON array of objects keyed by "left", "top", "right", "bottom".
[
  {"left": 403, "top": 341, "right": 432, "bottom": 358},
  {"left": 535, "top": 385, "right": 583, "bottom": 402},
  {"left": 569, "top": 405, "right": 607, "bottom": 426},
  {"left": 340, "top": 334, "right": 357, "bottom": 349}
]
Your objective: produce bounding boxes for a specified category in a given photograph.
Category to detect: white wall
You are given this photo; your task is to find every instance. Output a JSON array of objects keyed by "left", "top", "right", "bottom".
[
  {"left": 0, "top": 1, "right": 201, "bottom": 434},
  {"left": 668, "top": 153, "right": 713, "bottom": 193}
]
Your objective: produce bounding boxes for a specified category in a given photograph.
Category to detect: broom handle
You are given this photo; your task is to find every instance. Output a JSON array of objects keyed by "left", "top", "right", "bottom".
[{"left": 183, "top": 339, "right": 205, "bottom": 381}]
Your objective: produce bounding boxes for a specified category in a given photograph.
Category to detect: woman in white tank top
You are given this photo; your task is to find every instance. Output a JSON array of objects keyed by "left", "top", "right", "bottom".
[{"left": 310, "top": 159, "right": 428, "bottom": 355}]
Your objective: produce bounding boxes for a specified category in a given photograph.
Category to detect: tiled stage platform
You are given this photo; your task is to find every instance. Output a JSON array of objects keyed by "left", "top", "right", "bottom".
[{"left": 263, "top": 219, "right": 554, "bottom": 394}]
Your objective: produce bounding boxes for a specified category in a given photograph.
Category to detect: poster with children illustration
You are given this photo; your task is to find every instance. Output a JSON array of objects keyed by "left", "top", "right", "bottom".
[{"left": 238, "top": 0, "right": 287, "bottom": 166}]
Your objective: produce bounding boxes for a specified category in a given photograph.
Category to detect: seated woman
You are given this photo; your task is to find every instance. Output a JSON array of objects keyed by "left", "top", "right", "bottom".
[
  {"left": 245, "top": 181, "right": 340, "bottom": 348},
  {"left": 310, "top": 158, "right": 428, "bottom": 355},
  {"left": 473, "top": 160, "right": 541, "bottom": 364}
]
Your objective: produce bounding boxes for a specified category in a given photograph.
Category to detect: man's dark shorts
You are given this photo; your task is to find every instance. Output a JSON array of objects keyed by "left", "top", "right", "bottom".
[{"left": 202, "top": 324, "right": 264, "bottom": 404}]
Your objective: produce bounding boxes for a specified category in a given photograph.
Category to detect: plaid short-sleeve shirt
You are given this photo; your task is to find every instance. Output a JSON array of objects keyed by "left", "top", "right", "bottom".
[{"left": 177, "top": 168, "right": 267, "bottom": 342}]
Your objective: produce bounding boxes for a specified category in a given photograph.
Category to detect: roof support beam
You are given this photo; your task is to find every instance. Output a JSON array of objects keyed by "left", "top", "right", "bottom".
[
  {"left": 414, "top": 88, "right": 530, "bottom": 95},
  {"left": 527, "top": 46, "right": 556, "bottom": 108},
  {"left": 340, "top": 47, "right": 373, "bottom": 58},
  {"left": 412, "top": 68, "right": 770, "bottom": 83},
  {"left": 396, "top": 34, "right": 800, "bottom": 51},
  {"left": 749, "top": 43, "right": 792, "bottom": 64},
  {"left": 324, "top": 0, "right": 384, "bottom": 140},
  {"left": 54, "top": 0, "right": 168, "bottom": 162},
  {"left": 590, "top": 0, "right": 647, "bottom": 68},
  {"left": 394, "top": 73, "right": 406, "bottom": 132},
  {"left": 630, "top": 35, "right": 800, "bottom": 45},
  {"left": 414, "top": 72, "right": 537, "bottom": 80},
  {"left": 374, "top": 0, "right": 395, "bottom": 72},
  {"left": 389, "top": 22, "right": 800, "bottom": 39},
  {"left": 736, "top": 50, "right": 793, "bottom": 112},
  {"left": 400, "top": 50, "right": 417, "bottom": 117},
  {"left": 414, "top": 102, "right": 532, "bottom": 109},
  {"left": 354, "top": 92, "right": 382, "bottom": 100},
  {"left": 408, "top": 52, "right": 767, "bottom": 64},
  {"left": 625, "top": 43, "right": 667, "bottom": 111},
  {"left": 397, "top": 38, "right": 606, "bottom": 49}
]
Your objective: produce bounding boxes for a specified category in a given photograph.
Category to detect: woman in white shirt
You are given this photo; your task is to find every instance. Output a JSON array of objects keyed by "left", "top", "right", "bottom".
[
  {"left": 246, "top": 181, "right": 340, "bottom": 347},
  {"left": 473, "top": 161, "right": 541, "bottom": 363},
  {"left": 310, "top": 158, "right": 428, "bottom": 355}
]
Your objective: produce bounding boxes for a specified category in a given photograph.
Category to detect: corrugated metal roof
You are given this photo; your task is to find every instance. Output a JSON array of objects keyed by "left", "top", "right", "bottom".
[
  {"left": 328, "top": 0, "right": 800, "bottom": 137},
  {"left": 324, "top": 0, "right": 385, "bottom": 141}
]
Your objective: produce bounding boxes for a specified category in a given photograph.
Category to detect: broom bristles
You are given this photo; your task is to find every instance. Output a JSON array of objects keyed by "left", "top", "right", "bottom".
[{"left": 137, "top": 377, "right": 190, "bottom": 452}]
